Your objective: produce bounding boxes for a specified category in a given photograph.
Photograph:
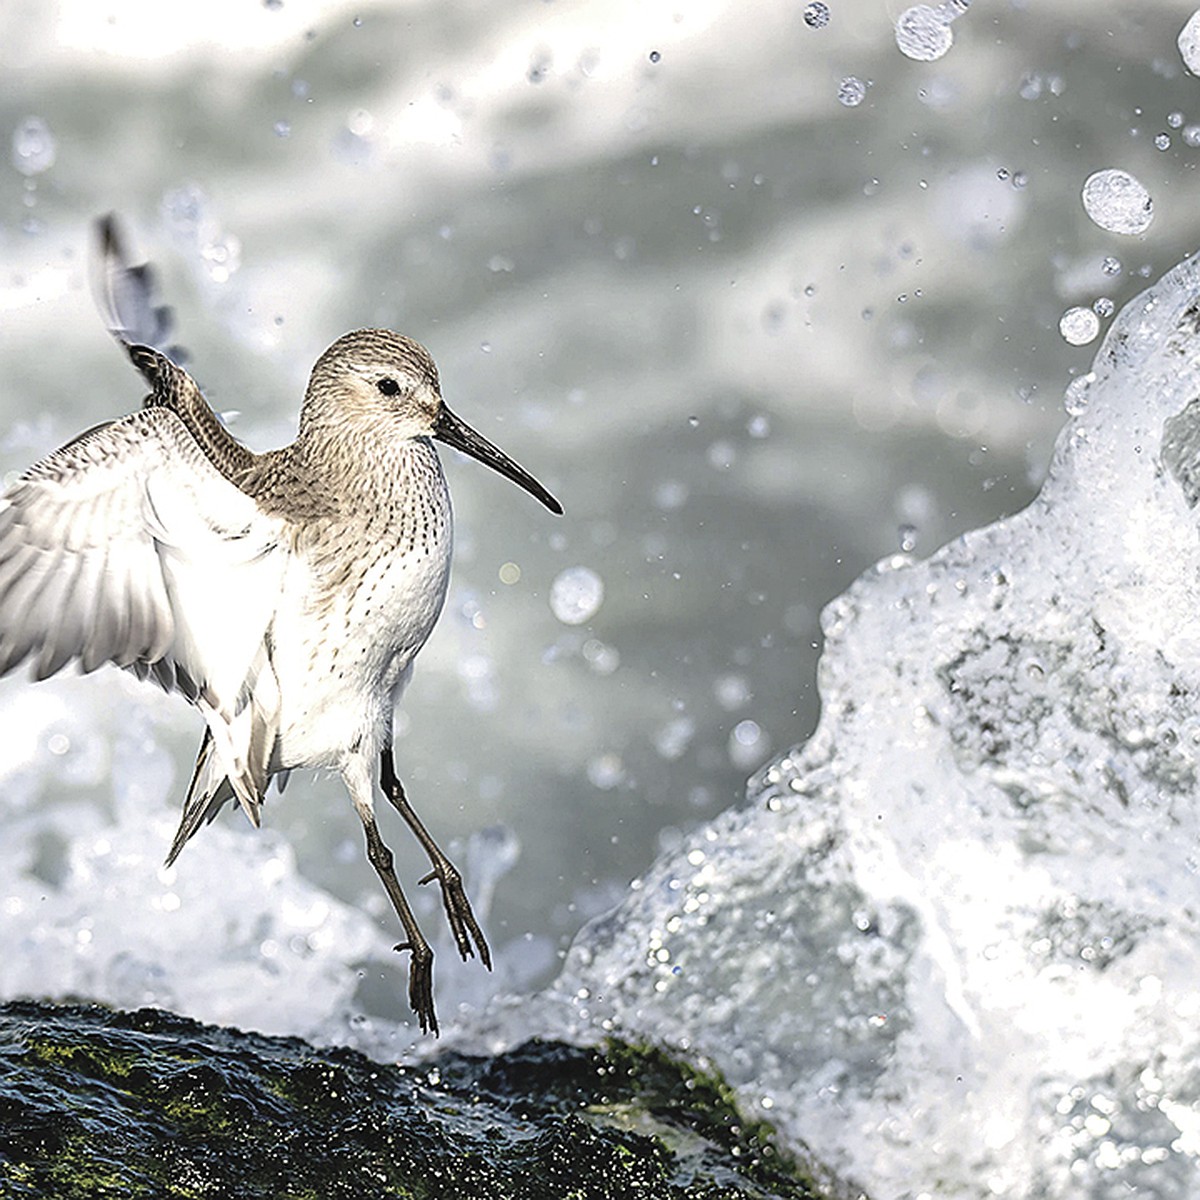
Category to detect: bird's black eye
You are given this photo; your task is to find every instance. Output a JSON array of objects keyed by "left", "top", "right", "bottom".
[{"left": 376, "top": 377, "right": 401, "bottom": 397}]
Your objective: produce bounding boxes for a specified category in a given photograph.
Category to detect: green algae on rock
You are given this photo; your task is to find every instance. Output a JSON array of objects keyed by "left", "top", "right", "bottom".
[{"left": 0, "top": 1001, "right": 847, "bottom": 1199}]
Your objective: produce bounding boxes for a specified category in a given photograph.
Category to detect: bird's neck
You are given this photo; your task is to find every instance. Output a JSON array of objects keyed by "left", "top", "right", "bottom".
[
  {"left": 134, "top": 347, "right": 256, "bottom": 483},
  {"left": 291, "top": 428, "right": 449, "bottom": 513}
]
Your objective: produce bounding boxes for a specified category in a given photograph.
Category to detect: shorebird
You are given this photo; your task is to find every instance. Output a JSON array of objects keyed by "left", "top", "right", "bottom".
[{"left": 0, "top": 218, "right": 562, "bottom": 1034}]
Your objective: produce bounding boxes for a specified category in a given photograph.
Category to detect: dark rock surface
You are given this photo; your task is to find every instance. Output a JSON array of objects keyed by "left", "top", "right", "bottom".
[{"left": 0, "top": 1000, "right": 846, "bottom": 1199}]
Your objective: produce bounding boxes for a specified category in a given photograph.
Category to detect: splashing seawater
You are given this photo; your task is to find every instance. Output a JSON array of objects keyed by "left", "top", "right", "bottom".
[{"left": 463, "top": 251, "right": 1200, "bottom": 1199}]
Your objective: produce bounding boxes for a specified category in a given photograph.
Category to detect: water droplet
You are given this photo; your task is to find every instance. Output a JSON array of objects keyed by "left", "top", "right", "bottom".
[
  {"left": 1059, "top": 306, "right": 1100, "bottom": 346},
  {"left": 715, "top": 674, "right": 751, "bottom": 711},
  {"left": 803, "top": 2, "right": 830, "bottom": 29},
  {"left": 1101, "top": 255, "right": 1122, "bottom": 276},
  {"left": 1168, "top": 110, "right": 1185, "bottom": 129},
  {"left": 729, "top": 719, "right": 769, "bottom": 770},
  {"left": 899, "top": 524, "right": 918, "bottom": 552},
  {"left": 1155, "top": 133, "right": 1171, "bottom": 151},
  {"left": 996, "top": 168, "right": 1010, "bottom": 181},
  {"left": 1093, "top": 296, "right": 1114, "bottom": 318},
  {"left": 1081, "top": 169, "right": 1153, "bottom": 235},
  {"left": 586, "top": 752, "right": 624, "bottom": 789},
  {"left": 654, "top": 717, "right": 695, "bottom": 760},
  {"left": 11, "top": 117, "right": 56, "bottom": 177},
  {"left": 649, "top": 49, "right": 661, "bottom": 63},
  {"left": 550, "top": 567, "right": 604, "bottom": 625},
  {"left": 1180, "top": 10, "right": 1200, "bottom": 73},
  {"left": 895, "top": 5, "right": 953, "bottom": 61},
  {"left": 837, "top": 76, "right": 867, "bottom": 107},
  {"left": 687, "top": 415, "right": 700, "bottom": 428},
  {"left": 1185, "top": 124, "right": 1200, "bottom": 147},
  {"left": 582, "top": 638, "right": 620, "bottom": 675},
  {"left": 654, "top": 479, "right": 689, "bottom": 510}
]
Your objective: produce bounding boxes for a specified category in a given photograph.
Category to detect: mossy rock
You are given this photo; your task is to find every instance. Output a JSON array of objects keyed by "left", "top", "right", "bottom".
[{"left": 0, "top": 1000, "right": 847, "bottom": 1200}]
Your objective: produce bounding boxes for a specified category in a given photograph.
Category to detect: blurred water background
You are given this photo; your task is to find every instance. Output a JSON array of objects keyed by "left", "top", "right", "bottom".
[{"left": 1, "top": 0, "right": 1199, "bottom": 1079}]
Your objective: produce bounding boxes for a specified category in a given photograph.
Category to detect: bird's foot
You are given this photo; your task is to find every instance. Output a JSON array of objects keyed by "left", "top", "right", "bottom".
[
  {"left": 393, "top": 939, "right": 438, "bottom": 1035},
  {"left": 418, "top": 861, "right": 492, "bottom": 970}
]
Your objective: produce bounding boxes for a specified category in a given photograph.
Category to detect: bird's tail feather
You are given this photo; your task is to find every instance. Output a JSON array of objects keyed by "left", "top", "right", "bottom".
[
  {"left": 165, "top": 728, "right": 236, "bottom": 866},
  {"left": 165, "top": 652, "right": 281, "bottom": 866}
]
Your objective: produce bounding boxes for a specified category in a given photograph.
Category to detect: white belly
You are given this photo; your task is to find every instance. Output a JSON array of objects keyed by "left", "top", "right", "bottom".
[{"left": 270, "top": 526, "right": 452, "bottom": 769}]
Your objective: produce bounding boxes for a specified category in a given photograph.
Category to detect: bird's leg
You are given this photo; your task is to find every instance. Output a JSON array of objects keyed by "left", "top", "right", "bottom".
[
  {"left": 357, "top": 808, "right": 438, "bottom": 1035},
  {"left": 381, "top": 747, "right": 492, "bottom": 969}
]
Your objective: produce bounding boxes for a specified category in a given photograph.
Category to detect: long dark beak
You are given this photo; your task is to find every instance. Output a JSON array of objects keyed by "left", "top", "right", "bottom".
[{"left": 433, "top": 406, "right": 563, "bottom": 514}]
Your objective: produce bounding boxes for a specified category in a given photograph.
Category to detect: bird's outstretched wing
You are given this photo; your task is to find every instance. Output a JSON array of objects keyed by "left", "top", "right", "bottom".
[{"left": 0, "top": 405, "right": 288, "bottom": 824}]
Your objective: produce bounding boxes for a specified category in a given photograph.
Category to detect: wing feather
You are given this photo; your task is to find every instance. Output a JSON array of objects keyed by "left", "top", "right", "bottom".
[{"left": 0, "top": 407, "right": 287, "bottom": 710}]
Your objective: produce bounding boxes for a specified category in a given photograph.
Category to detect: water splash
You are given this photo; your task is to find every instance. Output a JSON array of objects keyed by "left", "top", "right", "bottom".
[
  {"left": 1179, "top": 10, "right": 1200, "bottom": 74},
  {"left": 466, "top": 249, "right": 1200, "bottom": 1199}
]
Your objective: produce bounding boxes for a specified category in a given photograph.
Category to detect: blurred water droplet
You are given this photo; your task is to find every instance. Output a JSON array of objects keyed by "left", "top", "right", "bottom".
[
  {"left": 1168, "top": 110, "right": 1185, "bottom": 129},
  {"left": 581, "top": 638, "right": 619, "bottom": 674},
  {"left": 550, "top": 567, "right": 604, "bottom": 625},
  {"left": 586, "top": 753, "right": 624, "bottom": 790},
  {"left": 707, "top": 440, "right": 736, "bottom": 470},
  {"left": 654, "top": 717, "right": 695, "bottom": 761},
  {"left": 11, "top": 117, "right": 56, "bottom": 177},
  {"left": 273, "top": 120, "right": 291, "bottom": 138},
  {"left": 654, "top": 479, "right": 689, "bottom": 510},
  {"left": 715, "top": 674, "right": 751, "bottom": 711},
  {"left": 729, "top": 719, "right": 769, "bottom": 769},
  {"left": 1081, "top": 169, "right": 1153, "bottom": 235}
]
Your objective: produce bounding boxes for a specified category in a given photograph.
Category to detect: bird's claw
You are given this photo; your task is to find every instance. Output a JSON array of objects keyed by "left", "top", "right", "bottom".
[
  {"left": 392, "top": 938, "right": 438, "bottom": 1035},
  {"left": 420, "top": 861, "right": 492, "bottom": 970}
]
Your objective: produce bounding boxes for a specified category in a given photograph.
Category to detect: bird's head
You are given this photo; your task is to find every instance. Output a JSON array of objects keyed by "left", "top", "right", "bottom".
[{"left": 302, "top": 329, "right": 562, "bottom": 514}]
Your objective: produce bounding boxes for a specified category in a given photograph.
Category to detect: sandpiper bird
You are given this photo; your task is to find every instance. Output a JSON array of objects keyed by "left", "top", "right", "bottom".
[{"left": 0, "top": 219, "right": 562, "bottom": 1034}]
